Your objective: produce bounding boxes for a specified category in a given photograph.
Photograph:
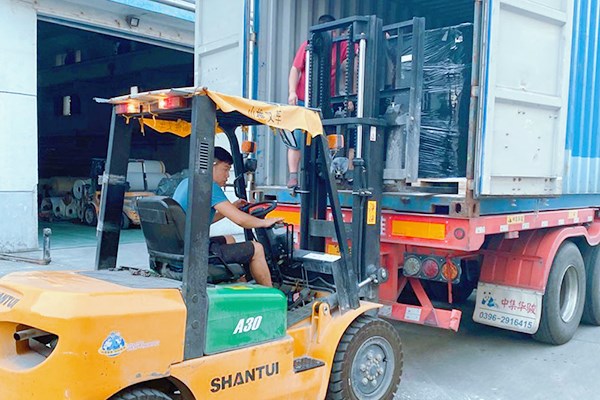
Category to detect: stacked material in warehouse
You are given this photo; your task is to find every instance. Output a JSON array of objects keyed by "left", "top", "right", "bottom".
[
  {"left": 126, "top": 160, "right": 169, "bottom": 191},
  {"left": 39, "top": 195, "right": 82, "bottom": 220}
]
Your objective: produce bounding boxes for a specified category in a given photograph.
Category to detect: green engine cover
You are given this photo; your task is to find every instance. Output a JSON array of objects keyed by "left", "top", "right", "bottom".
[{"left": 205, "top": 284, "right": 287, "bottom": 354}]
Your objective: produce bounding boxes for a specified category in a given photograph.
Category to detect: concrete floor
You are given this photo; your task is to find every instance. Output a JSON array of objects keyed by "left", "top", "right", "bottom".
[
  {"left": 394, "top": 302, "right": 600, "bottom": 400},
  {"left": 1, "top": 223, "right": 600, "bottom": 400}
]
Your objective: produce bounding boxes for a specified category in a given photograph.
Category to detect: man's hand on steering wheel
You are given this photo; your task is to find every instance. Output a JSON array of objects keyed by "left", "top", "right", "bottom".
[
  {"left": 261, "top": 217, "right": 284, "bottom": 228},
  {"left": 239, "top": 200, "right": 278, "bottom": 219},
  {"left": 233, "top": 199, "right": 249, "bottom": 209}
]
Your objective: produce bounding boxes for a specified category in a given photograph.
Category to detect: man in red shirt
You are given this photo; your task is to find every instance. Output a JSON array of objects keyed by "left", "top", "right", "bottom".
[{"left": 286, "top": 14, "right": 350, "bottom": 188}]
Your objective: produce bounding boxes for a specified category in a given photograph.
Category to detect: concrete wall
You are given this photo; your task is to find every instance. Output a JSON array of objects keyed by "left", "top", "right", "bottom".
[{"left": 0, "top": 0, "right": 38, "bottom": 252}]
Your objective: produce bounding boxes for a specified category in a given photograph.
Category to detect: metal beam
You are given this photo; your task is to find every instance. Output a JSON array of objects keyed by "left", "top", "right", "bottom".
[
  {"left": 95, "top": 110, "right": 133, "bottom": 270},
  {"left": 182, "top": 95, "right": 215, "bottom": 360}
]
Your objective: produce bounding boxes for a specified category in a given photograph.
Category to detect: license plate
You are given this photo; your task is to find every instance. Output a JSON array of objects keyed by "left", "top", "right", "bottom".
[{"left": 473, "top": 282, "right": 542, "bottom": 334}]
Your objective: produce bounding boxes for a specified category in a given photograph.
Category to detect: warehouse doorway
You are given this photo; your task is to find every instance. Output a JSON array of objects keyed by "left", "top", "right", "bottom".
[{"left": 37, "top": 21, "right": 193, "bottom": 246}]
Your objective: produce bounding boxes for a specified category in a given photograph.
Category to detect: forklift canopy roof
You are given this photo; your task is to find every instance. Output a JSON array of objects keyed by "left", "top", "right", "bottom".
[{"left": 95, "top": 87, "right": 324, "bottom": 137}]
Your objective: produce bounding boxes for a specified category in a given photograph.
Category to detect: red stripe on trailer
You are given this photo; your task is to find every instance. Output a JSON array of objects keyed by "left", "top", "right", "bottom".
[
  {"left": 271, "top": 204, "right": 598, "bottom": 253},
  {"left": 382, "top": 208, "right": 597, "bottom": 251}
]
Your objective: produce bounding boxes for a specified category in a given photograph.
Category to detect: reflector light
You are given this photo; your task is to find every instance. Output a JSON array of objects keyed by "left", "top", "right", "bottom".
[
  {"left": 157, "top": 96, "right": 186, "bottom": 110},
  {"left": 422, "top": 258, "right": 440, "bottom": 278},
  {"left": 242, "top": 141, "right": 257, "bottom": 153},
  {"left": 441, "top": 262, "right": 459, "bottom": 281},
  {"left": 328, "top": 134, "right": 345, "bottom": 150},
  {"left": 115, "top": 102, "right": 139, "bottom": 114},
  {"left": 403, "top": 257, "right": 421, "bottom": 276}
]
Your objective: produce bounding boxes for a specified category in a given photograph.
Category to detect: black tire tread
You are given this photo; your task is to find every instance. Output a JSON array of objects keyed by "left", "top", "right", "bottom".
[
  {"left": 326, "top": 315, "right": 403, "bottom": 400},
  {"left": 110, "top": 387, "right": 172, "bottom": 400},
  {"left": 84, "top": 204, "right": 97, "bottom": 226},
  {"left": 582, "top": 245, "right": 600, "bottom": 325},
  {"left": 533, "top": 241, "right": 585, "bottom": 345}
]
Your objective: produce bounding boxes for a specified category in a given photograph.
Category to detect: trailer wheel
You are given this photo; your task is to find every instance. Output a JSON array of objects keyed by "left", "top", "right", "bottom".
[
  {"left": 110, "top": 387, "right": 172, "bottom": 400},
  {"left": 533, "top": 241, "right": 585, "bottom": 345},
  {"left": 326, "top": 315, "right": 402, "bottom": 400},
  {"left": 582, "top": 245, "right": 600, "bottom": 325}
]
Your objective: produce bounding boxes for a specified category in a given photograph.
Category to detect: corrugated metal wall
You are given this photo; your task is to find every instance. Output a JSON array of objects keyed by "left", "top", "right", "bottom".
[
  {"left": 255, "top": 0, "right": 474, "bottom": 186},
  {"left": 565, "top": 0, "right": 600, "bottom": 194},
  {"left": 255, "top": 0, "right": 398, "bottom": 185}
]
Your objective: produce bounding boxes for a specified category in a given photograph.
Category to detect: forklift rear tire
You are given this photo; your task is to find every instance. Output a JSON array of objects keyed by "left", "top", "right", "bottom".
[
  {"left": 533, "top": 241, "right": 585, "bottom": 345},
  {"left": 110, "top": 387, "right": 172, "bottom": 400},
  {"left": 326, "top": 315, "right": 402, "bottom": 400}
]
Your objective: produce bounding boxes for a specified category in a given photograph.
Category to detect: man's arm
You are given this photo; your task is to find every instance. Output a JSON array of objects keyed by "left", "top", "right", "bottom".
[
  {"left": 212, "top": 199, "right": 247, "bottom": 223},
  {"left": 214, "top": 201, "right": 283, "bottom": 229},
  {"left": 288, "top": 66, "right": 301, "bottom": 105},
  {"left": 289, "top": 42, "right": 307, "bottom": 105},
  {"left": 212, "top": 211, "right": 226, "bottom": 223}
]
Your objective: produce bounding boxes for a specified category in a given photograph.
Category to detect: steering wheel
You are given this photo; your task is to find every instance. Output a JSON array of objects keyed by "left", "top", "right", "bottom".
[{"left": 240, "top": 201, "right": 277, "bottom": 219}]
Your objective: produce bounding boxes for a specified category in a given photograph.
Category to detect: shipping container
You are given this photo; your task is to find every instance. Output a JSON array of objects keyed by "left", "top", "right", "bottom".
[
  {"left": 196, "top": 0, "right": 600, "bottom": 344},
  {"left": 249, "top": 0, "right": 600, "bottom": 218}
]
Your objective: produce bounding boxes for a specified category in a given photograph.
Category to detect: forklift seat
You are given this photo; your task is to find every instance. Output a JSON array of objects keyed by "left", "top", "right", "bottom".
[{"left": 136, "top": 196, "right": 244, "bottom": 283}]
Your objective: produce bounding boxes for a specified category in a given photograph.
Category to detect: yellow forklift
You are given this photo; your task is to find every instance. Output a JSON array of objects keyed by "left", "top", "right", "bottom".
[{"left": 0, "top": 88, "right": 401, "bottom": 399}]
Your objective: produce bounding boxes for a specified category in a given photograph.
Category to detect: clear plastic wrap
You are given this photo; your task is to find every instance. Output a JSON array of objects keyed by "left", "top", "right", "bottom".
[{"left": 419, "top": 23, "right": 473, "bottom": 178}]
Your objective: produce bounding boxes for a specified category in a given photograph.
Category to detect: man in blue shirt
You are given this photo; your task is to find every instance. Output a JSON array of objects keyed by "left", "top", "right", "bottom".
[{"left": 173, "top": 147, "right": 282, "bottom": 287}]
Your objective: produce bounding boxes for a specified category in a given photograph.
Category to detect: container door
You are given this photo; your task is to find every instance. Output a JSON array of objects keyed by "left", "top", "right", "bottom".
[
  {"left": 195, "top": 0, "right": 247, "bottom": 238},
  {"left": 475, "top": 0, "right": 574, "bottom": 196},
  {"left": 195, "top": 0, "right": 246, "bottom": 94}
]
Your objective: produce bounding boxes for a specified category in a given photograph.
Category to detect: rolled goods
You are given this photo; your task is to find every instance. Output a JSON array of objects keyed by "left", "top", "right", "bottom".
[
  {"left": 64, "top": 201, "right": 79, "bottom": 219},
  {"left": 126, "top": 172, "right": 169, "bottom": 191},
  {"left": 72, "top": 179, "right": 91, "bottom": 200},
  {"left": 127, "top": 160, "right": 165, "bottom": 174},
  {"left": 47, "top": 177, "right": 84, "bottom": 196}
]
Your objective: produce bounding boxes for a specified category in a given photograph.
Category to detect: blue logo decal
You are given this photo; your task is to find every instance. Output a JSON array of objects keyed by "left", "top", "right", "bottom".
[
  {"left": 481, "top": 291, "right": 498, "bottom": 308},
  {"left": 99, "top": 332, "right": 127, "bottom": 357}
]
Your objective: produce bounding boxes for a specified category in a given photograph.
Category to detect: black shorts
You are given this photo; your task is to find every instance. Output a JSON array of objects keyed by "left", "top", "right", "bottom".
[{"left": 209, "top": 236, "right": 255, "bottom": 270}]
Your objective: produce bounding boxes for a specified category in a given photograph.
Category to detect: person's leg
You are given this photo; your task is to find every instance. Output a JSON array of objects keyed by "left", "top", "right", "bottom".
[
  {"left": 287, "top": 126, "right": 303, "bottom": 188},
  {"left": 223, "top": 235, "right": 236, "bottom": 244},
  {"left": 248, "top": 241, "right": 272, "bottom": 287},
  {"left": 213, "top": 240, "right": 273, "bottom": 287},
  {"left": 286, "top": 101, "right": 305, "bottom": 188},
  {"left": 287, "top": 148, "right": 301, "bottom": 188}
]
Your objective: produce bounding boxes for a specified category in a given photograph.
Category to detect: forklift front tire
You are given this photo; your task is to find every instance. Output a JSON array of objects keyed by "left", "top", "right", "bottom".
[
  {"left": 326, "top": 315, "right": 402, "bottom": 400},
  {"left": 110, "top": 387, "right": 172, "bottom": 400}
]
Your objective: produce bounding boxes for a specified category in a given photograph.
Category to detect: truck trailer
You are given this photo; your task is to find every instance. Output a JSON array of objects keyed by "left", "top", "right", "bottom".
[{"left": 232, "top": 0, "right": 600, "bottom": 345}]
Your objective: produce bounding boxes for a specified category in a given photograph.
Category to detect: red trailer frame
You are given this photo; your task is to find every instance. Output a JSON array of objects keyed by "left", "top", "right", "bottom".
[{"left": 270, "top": 204, "right": 600, "bottom": 333}]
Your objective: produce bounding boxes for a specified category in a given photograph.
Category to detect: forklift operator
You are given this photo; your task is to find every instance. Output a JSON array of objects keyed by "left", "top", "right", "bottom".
[{"left": 172, "top": 147, "right": 283, "bottom": 287}]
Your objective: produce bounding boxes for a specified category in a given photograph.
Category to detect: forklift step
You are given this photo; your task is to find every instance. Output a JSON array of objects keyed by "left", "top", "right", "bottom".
[{"left": 294, "top": 356, "right": 325, "bottom": 373}]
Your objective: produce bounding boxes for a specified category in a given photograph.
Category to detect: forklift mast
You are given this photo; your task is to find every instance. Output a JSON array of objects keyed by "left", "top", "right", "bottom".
[{"left": 301, "top": 15, "right": 425, "bottom": 301}]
